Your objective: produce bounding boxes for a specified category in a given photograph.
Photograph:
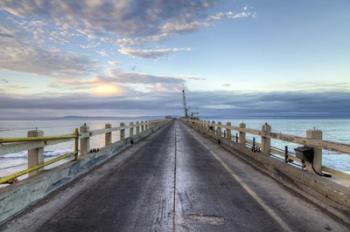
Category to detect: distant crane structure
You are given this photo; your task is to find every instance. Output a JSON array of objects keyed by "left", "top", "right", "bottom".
[
  {"left": 182, "top": 89, "right": 189, "bottom": 118},
  {"left": 182, "top": 89, "right": 199, "bottom": 119},
  {"left": 190, "top": 112, "right": 199, "bottom": 118}
]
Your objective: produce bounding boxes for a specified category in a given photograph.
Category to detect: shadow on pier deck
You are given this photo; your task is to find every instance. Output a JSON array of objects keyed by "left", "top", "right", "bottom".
[{"left": 1, "top": 120, "right": 349, "bottom": 232}]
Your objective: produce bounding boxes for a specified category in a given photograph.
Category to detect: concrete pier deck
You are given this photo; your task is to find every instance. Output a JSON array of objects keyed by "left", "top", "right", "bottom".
[{"left": 2, "top": 121, "right": 348, "bottom": 232}]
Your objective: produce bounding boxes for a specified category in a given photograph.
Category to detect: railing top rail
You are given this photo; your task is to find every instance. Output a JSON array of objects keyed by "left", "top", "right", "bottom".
[
  {"left": 0, "top": 119, "right": 162, "bottom": 143},
  {"left": 0, "top": 119, "right": 169, "bottom": 184},
  {"left": 0, "top": 119, "right": 166, "bottom": 155},
  {"left": 0, "top": 134, "right": 76, "bottom": 144},
  {"left": 187, "top": 119, "right": 350, "bottom": 155},
  {"left": 0, "top": 138, "right": 72, "bottom": 156}
]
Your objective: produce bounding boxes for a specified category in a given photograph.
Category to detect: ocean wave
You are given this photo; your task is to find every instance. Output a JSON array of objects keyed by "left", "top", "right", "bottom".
[
  {"left": 1, "top": 163, "right": 26, "bottom": 170},
  {"left": 0, "top": 149, "right": 73, "bottom": 159},
  {"left": 0, "top": 149, "right": 73, "bottom": 172}
]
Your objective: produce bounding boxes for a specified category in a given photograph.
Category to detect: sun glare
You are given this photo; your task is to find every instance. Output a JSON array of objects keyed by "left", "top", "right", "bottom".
[{"left": 92, "top": 84, "right": 123, "bottom": 96}]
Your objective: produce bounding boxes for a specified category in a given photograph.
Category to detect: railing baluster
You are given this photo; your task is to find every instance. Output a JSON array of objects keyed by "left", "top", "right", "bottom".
[
  {"left": 80, "top": 123, "right": 90, "bottom": 156},
  {"left": 129, "top": 122, "right": 134, "bottom": 137},
  {"left": 120, "top": 122, "right": 125, "bottom": 140},
  {"left": 261, "top": 123, "right": 271, "bottom": 155},
  {"left": 27, "top": 130, "right": 44, "bottom": 176},
  {"left": 105, "top": 123, "right": 112, "bottom": 146},
  {"left": 239, "top": 122, "right": 246, "bottom": 145}
]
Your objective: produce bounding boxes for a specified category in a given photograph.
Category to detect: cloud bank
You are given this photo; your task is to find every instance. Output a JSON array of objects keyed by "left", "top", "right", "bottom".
[{"left": 1, "top": 90, "right": 350, "bottom": 119}]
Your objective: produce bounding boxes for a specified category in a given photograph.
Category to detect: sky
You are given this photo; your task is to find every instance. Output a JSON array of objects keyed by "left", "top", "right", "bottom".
[{"left": 0, "top": 0, "right": 350, "bottom": 119}]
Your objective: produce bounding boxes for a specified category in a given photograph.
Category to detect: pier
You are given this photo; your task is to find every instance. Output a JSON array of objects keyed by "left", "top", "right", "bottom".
[{"left": 0, "top": 119, "right": 349, "bottom": 231}]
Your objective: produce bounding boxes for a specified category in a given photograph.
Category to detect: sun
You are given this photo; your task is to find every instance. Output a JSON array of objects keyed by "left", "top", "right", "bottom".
[{"left": 92, "top": 83, "right": 123, "bottom": 96}]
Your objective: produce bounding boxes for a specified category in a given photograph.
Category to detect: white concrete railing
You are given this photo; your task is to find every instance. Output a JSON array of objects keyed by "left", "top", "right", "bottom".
[
  {"left": 0, "top": 119, "right": 169, "bottom": 184},
  {"left": 184, "top": 118, "right": 350, "bottom": 178}
]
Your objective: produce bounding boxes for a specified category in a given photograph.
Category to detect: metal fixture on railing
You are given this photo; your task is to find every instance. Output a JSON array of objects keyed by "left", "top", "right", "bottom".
[{"left": 183, "top": 118, "right": 350, "bottom": 178}]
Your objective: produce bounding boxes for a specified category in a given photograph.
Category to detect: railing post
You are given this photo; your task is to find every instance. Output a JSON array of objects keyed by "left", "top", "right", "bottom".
[
  {"left": 306, "top": 128, "right": 323, "bottom": 172},
  {"left": 211, "top": 121, "right": 215, "bottom": 135},
  {"left": 74, "top": 128, "right": 79, "bottom": 160},
  {"left": 252, "top": 137, "right": 256, "bottom": 151},
  {"left": 217, "top": 122, "right": 222, "bottom": 137},
  {"left": 105, "top": 123, "right": 112, "bottom": 146},
  {"left": 261, "top": 123, "right": 271, "bottom": 155},
  {"left": 80, "top": 123, "right": 90, "bottom": 156},
  {"left": 141, "top": 121, "right": 144, "bottom": 132},
  {"left": 226, "top": 122, "right": 232, "bottom": 140},
  {"left": 27, "top": 130, "right": 44, "bottom": 176},
  {"left": 129, "top": 122, "right": 134, "bottom": 137},
  {"left": 136, "top": 121, "right": 140, "bottom": 135},
  {"left": 239, "top": 122, "right": 246, "bottom": 145},
  {"left": 120, "top": 122, "right": 125, "bottom": 140},
  {"left": 284, "top": 146, "right": 289, "bottom": 163}
]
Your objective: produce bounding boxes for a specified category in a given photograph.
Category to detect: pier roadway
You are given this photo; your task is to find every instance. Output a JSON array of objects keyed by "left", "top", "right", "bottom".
[{"left": 2, "top": 121, "right": 348, "bottom": 232}]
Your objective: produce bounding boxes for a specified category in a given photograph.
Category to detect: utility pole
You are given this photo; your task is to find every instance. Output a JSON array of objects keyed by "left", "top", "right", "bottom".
[{"left": 182, "top": 89, "right": 189, "bottom": 118}]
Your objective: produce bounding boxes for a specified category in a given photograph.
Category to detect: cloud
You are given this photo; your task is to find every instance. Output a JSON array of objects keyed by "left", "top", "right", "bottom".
[
  {"left": 0, "top": 25, "right": 14, "bottom": 38},
  {"left": 160, "top": 9, "right": 253, "bottom": 34},
  {"left": 49, "top": 64, "right": 187, "bottom": 95},
  {"left": 0, "top": 1, "right": 218, "bottom": 37},
  {"left": 118, "top": 47, "right": 191, "bottom": 58},
  {"left": 1, "top": 1, "right": 252, "bottom": 49},
  {"left": 97, "top": 50, "right": 109, "bottom": 57},
  {"left": 117, "top": 7, "right": 253, "bottom": 47},
  {"left": 102, "top": 68, "right": 185, "bottom": 85},
  {"left": 115, "top": 7, "right": 253, "bottom": 55},
  {"left": 0, "top": 28, "right": 97, "bottom": 78},
  {"left": 51, "top": 76, "right": 129, "bottom": 97},
  {"left": 183, "top": 76, "right": 206, "bottom": 81}
]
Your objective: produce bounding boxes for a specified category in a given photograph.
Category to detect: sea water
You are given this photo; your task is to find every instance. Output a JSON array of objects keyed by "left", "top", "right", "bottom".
[
  {"left": 0, "top": 118, "right": 349, "bottom": 177},
  {"left": 0, "top": 119, "right": 142, "bottom": 177}
]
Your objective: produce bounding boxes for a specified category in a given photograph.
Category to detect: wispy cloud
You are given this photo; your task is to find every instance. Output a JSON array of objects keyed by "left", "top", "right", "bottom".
[
  {"left": 117, "top": 7, "right": 253, "bottom": 47},
  {"left": 0, "top": 40, "right": 96, "bottom": 78},
  {"left": 0, "top": 0, "right": 219, "bottom": 40},
  {"left": 118, "top": 47, "right": 191, "bottom": 58},
  {"left": 0, "top": 24, "right": 97, "bottom": 78},
  {"left": 0, "top": 25, "right": 15, "bottom": 38}
]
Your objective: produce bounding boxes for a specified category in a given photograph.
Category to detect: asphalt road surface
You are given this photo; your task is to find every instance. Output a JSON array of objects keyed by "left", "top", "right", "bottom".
[{"left": 3, "top": 120, "right": 349, "bottom": 232}]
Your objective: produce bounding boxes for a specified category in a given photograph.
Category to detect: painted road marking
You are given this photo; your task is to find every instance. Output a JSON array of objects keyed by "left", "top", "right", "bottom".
[{"left": 186, "top": 126, "right": 294, "bottom": 232}]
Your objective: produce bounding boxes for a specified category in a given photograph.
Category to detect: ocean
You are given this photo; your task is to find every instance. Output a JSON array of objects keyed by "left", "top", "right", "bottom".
[{"left": 0, "top": 118, "right": 350, "bottom": 178}]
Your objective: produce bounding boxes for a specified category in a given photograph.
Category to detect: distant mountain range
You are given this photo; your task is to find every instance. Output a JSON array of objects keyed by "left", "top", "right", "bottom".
[
  {"left": 0, "top": 115, "right": 169, "bottom": 120},
  {"left": 1, "top": 114, "right": 350, "bottom": 120}
]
